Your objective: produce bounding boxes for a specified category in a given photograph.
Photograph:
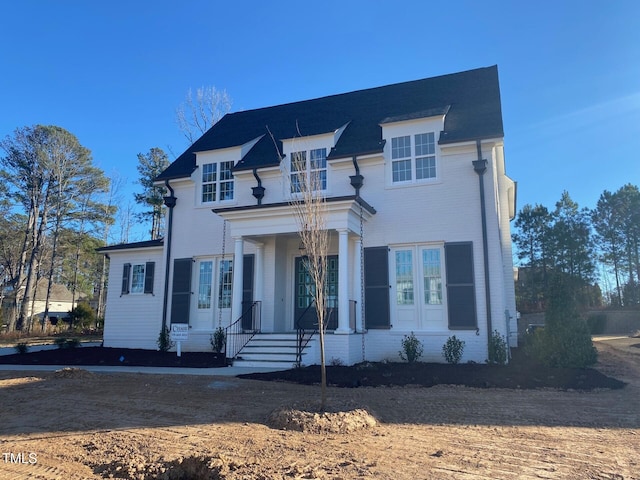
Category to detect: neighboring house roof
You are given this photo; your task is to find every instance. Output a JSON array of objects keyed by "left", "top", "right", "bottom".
[
  {"left": 96, "top": 239, "right": 164, "bottom": 253},
  {"left": 33, "top": 278, "right": 86, "bottom": 302},
  {"left": 156, "top": 66, "right": 504, "bottom": 180}
]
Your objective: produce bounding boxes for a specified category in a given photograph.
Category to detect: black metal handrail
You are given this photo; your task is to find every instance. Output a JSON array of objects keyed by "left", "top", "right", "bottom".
[
  {"left": 225, "top": 300, "right": 261, "bottom": 360},
  {"left": 295, "top": 300, "right": 317, "bottom": 367}
]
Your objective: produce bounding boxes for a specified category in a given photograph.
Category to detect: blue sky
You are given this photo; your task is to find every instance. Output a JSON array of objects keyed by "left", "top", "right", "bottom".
[{"left": 1, "top": 0, "right": 639, "bottom": 245}]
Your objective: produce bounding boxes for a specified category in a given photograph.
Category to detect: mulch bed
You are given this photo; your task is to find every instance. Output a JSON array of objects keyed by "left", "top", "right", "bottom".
[
  {"left": 0, "top": 346, "right": 226, "bottom": 368},
  {"left": 0, "top": 346, "right": 626, "bottom": 390},
  {"left": 239, "top": 361, "right": 625, "bottom": 390}
]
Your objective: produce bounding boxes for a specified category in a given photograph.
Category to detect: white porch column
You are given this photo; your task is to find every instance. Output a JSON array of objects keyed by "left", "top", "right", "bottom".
[
  {"left": 353, "top": 237, "right": 363, "bottom": 332},
  {"left": 336, "top": 228, "right": 351, "bottom": 334},
  {"left": 231, "top": 237, "right": 244, "bottom": 324}
]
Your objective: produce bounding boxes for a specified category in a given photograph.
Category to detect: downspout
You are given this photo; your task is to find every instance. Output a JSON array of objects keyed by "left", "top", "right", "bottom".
[
  {"left": 349, "top": 156, "right": 364, "bottom": 197},
  {"left": 251, "top": 168, "right": 265, "bottom": 205},
  {"left": 161, "top": 180, "right": 177, "bottom": 330},
  {"left": 472, "top": 140, "right": 493, "bottom": 351}
]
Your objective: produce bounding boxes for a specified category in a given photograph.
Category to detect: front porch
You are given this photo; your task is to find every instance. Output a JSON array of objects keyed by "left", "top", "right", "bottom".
[{"left": 214, "top": 196, "right": 374, "bottom": 338}]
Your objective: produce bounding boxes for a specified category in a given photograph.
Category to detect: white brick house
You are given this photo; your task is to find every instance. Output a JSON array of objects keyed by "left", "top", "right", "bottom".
[{"left": 99, "top": 66, "right": 517, "bottom": 366}]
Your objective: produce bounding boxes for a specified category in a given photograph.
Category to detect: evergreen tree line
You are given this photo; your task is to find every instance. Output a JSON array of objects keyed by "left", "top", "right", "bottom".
[
  {"left": 0, "top": 125, "right": 116, "bottom": 332},
  {"left": 0, "top": 88, "right": 229, "bottom": 333},
  {"left": 513, "top": 186, "right": 640, "bottom": 312}
]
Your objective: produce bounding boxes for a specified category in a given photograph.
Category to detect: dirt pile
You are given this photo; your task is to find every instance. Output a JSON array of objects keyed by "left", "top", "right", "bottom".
[
  {"left": 268, "top": 400, "right": 378, "bottom": 433},
  {"left": 93, "top": 455, "right": 228, "bottom": 480},
  {"left": 51, "top": 367, "right": 95, "bottom": 379}
]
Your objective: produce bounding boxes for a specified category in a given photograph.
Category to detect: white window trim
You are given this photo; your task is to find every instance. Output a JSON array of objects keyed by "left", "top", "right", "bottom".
[
  {"left": 288, "top": 147, "right": 329, "bottom": 197},
  {"left": 130, "top": 263, "right": 146, "bottom": 294},
  {"left": 389, "top": 243, "right": 447, "bottom": 331},
  {"left": 388, "top": 131, "right": 440, "bottom": 187},
  {"left": 200, "top": 160, "right": 236, "bottom": 205}
]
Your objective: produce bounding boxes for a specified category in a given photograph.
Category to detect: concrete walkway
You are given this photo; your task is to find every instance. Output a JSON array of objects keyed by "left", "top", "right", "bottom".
[
  {"left": 0, "top": 341, "right": 103, "bottom": 356},
  {"left": 0, "top": 363, "right": 287, "bottom": 376}
]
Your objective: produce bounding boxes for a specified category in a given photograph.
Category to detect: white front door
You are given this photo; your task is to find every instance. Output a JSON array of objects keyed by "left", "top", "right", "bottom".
[{"left": 390, "top": 245, "right": 445, "bottom": 331}]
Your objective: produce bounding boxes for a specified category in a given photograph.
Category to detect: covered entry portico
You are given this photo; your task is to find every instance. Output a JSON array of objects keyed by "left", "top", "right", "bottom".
[{"left": 214, "top": 196, "right": 375, "bottom": 336}]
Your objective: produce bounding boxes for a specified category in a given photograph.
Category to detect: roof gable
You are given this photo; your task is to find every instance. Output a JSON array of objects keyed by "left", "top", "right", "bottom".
[{"left": 157, "top": 66, "right": 503, "bottom": 180}]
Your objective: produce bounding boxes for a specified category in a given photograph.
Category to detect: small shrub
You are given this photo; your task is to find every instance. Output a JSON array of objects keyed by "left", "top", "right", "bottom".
[
  {"left": 488, "top": 330, "right": 508, "bottom": 365},
  {"left": 68, "top": 302, "right": 96, "bottom": 331},
  {"left": 157, "top": 325, "right": 174, "bottom": 352},
  {"left": 329, "top": 357, "right": 344, "bottom": 366},
  {"left": 54, "top": 337, "right": 81, "bottom": 349},
  {"left": 14, "top": 342, "right": 29, "bottom": 354},
  {"left": 526, "top": 275, "right": 597, "bottom": 368},
  {"left": 399, "top": 332, "right": 424, "bottom": 363},
  {"left": 442, "top": 335, "right": 465, "bottom": 364},
  {"left": 210, "top": 326, "right": 226, "bottom": 353}
]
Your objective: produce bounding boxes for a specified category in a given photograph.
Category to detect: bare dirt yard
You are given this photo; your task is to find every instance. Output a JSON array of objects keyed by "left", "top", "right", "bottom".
[{"left": 1, "top": 338, "right": 639, "bottom": 480}]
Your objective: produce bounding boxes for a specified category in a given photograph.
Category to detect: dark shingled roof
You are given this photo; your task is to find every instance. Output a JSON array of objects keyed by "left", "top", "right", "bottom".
[
  {"left": 157, "top": 66, "right": 503, "bottom": 180},
  {"left": 97, "top": 239, "right": 164, "bottom": 253}
]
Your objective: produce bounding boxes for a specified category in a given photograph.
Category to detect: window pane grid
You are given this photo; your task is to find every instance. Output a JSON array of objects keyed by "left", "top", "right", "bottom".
[
  {"left": 391, "top": 132, "right": 437, "bottom": 183},
  {"left": 198, "top": 261, "right": 213, "bottom": 309},
  {"left": 415, "top": 132, "right": 435, "bottom": 156},
  {"left": 310, "top": 148, "right": 326, "bottom": 169},
  {"left": 220, "top": 180, "right": 234, "bottom": 200},
  {"left": 219, "top": 161, "right": 234, "bottom": 180},
  {"left": 422, "top": 249, "right": 442, "bottom": 305},
  {"left": 395, "top": 250, "right": 414, "bottom": 305},
  {"left": 416, "top": 156, "right": 436, "bottom": 179},
  {"left": 202, "top": 161, "right": 234, "bottom": 202},
  {"left": 392, "top": 159, "right": 412, "bottom": 182},
  {"left": 202, "top": 163, "right": 217, "bottom": 182},
  {"left": 290, "top": 151, "right": 306, "bottom": 171},
  {"left": 392, "top": 136, "right": 411, "bottom": 159},
  {"left": 202, "top": 183, "right": 216, "bottom": 203},
  {"left": 290, "top": 149, "right": 326, "bottom": 192},
  {"left": 218, "top": 259, "right": 233, "bottom": 309},
  {"left": 131, "top": 264, "right": 145, "bottom": 293}
]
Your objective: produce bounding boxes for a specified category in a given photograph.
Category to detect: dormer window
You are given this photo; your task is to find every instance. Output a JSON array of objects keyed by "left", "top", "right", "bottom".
[
  {"left": 391, "top": 132, "right": 437, "bottom": 183},
  {"left": 290, "top": 148, "right": 327, "bottom": 193},
  {"left": 202, "top": 161, "right": 234, "bottom": 203}
]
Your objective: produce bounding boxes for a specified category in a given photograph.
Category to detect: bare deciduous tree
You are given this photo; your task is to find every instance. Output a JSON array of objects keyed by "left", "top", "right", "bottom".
[
  {"left": 176, "top": 86, "right": 232, "bottom": 144},
  {"left": 275, "top": 126, "right": 330, "bottom": 409}
]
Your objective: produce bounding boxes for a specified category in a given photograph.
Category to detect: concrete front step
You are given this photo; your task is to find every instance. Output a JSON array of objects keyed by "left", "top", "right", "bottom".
[
  {"left": 231, "top": 358, "right": 299, "bottom": 369},
  {"left": 239, "top": 351, "right": 299, "bottom": 362},
  {"left": 232, "top": 333, "right": 315, "bottom": 368}
]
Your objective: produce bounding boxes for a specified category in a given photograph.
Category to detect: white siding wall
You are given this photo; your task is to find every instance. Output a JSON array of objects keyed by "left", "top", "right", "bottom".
[
  {"left": 103, "top": 119, "right": 516, "bottom": 361},
  {"left": 103, "top": 248, "right": 164, "bottom": 350},
  {"left": 290, "top": 135, "right": 516, "bottom": 365}
]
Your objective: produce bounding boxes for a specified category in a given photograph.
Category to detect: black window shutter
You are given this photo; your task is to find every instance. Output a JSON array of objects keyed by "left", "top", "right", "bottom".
[
  {"left": 170, "top": 258, "right": 192, "bottom": 324},
  {"left": 144, "top": 262, "right": 155, "bottom": 294},
  {"left": 121, "top": 263, "right": 131, "bottom": 295},
  {"left": 445, "top": 242, "right": 477, "bottom": 329},
  {"left": 241, "top": 254, "right": 255, "bottom": 330},
  {"left": 364, "top": 246, "right": 390, "bottom": 329}
]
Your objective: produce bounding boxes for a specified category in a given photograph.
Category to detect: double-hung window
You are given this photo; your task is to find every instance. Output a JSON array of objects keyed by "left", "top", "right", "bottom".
[
  {"left": 121, "top": 262, "right": 155, "bottom": 295},
  {"left": 197, "top": 261, "right": 213, "bottom": 309},
  {"left": 131, "top": 264, "right": 146, "bottom": 293},
  {"left": 202, "top": 161, "right": 234, "bottom": 203},
  {"left": 391, "top": 132, "right": 436, "bottom": 183},
  {"left": 290, "top": 148, "right": 327, "bottom": 193},
  {"left": 218, "top": 259, "right": 233, "bottom": 309}
]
